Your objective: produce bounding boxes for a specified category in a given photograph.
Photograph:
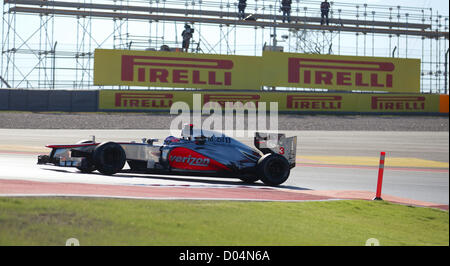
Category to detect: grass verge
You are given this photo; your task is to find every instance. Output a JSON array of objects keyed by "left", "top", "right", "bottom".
[{"left": 0, "top": 197, "right": 448, "bottom": 246}]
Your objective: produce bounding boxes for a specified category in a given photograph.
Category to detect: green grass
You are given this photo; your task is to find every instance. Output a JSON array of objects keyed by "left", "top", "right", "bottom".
[{"left": 0, "top": 197, "right": 448, "bottom": 246}]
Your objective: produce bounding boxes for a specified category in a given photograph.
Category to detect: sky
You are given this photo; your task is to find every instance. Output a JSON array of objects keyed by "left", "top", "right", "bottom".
[
  {"left": 0, "top": 0, "right": 448, "bottom": 91},
  {"left": 2, "top": 0, "right": 448, "bottom": 53}
]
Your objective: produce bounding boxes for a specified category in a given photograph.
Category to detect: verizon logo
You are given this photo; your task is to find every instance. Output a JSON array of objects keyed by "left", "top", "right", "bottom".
[{"left": 170, "top": 155, "right": 210, "bottom": 167}]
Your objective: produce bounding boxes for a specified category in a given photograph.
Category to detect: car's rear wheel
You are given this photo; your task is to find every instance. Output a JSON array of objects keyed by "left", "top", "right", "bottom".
[
  {"left": 92, "top": 142, "right": 126, "bottom": 175},
  {"left": 257, "top": 153, "right": 290, "bottom": 186}
]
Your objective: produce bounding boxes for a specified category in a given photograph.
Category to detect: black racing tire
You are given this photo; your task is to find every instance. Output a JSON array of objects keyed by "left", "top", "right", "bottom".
[
  {"left": 76, "top": 158, "right": 96, "bottom": 173},
  {"left": 238, "top": 175, "right": 261, "bottom": 184},
  {"left": 92, "top": 142, "right": 126, "bottom": 175},
  {"left": 257, "top": 153, "right": 290, "bottom": 186},
  {"left": 75, "top": 139, "right": 96, "bottom": 173}
]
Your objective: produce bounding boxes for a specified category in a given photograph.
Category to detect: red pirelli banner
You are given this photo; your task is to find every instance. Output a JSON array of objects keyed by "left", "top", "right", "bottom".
[{"left": 95, "top": 49, "right": 421, "bottom": 93}]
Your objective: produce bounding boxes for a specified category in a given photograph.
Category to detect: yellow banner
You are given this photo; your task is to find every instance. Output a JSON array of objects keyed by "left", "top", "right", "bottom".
[
  {"left": 95, "top": 49, "right": 421, "bottom": 93},
  {"left": 99, "top": 90, "right": 441, "bottom": 114},
  {"left": 94, "top": 49, "right": 262, "bottom": 90},
  {"left": 262, "top": 51, "right": 421, "bottom": 93}
]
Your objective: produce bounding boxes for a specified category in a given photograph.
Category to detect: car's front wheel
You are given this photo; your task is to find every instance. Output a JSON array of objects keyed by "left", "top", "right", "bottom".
[
  {"left": 257, "top": 153, "right": 290, "bottom": 186},
  {"left": 92, "top": 142, "right": 126, "bottom": 175},
  {"left": 76, "top": 158, "right": 96, "bottom": 173}
]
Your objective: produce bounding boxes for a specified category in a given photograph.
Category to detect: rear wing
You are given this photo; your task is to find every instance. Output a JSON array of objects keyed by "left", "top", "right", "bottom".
[{"left": 254, "top": 132, "right": 297, "bottom": 168}]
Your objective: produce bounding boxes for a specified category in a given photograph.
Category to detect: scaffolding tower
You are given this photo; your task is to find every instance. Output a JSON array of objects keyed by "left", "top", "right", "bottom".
[{"left": 1, "top": 0, "right": 449, "bottom": 93}]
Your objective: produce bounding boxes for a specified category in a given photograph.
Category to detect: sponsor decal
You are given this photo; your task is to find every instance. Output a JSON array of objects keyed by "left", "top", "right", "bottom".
[
  {"left": 114, "top": 92, "right": 174, "bottom": 108},
  {"left": 99, "top": 90, "right": 439, "bottom": 114},
  {"left": 203, "top": 94, "right": 261, "bottom": 108},
  {"left": 121, "top": 55, "right": 233, "bottom": 86},
  {"left": 170, "top": 154, "right": 210, "bottom": 167},
  {"left": 168, "top": 147, "right": 230, "bottom": 171},
  {"left": 286, "top": 95, "right": 343, "bottom": 110},
  {"left": 207, "top": 136, "right": 231, "bottom": 144},
  {"left": 96, "top": 49, "right": 420, "bottom": 92},
  {"left": 288, "top": 58, "right": 395, "bottom": 89},
  {"left": 371, "top": 96, "right": 425, "bottom": 111}
]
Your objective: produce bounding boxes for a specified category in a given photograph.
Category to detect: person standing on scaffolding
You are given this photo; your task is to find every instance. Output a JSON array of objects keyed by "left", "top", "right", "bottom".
[
  {"left": 320, "top": 0, "right": 331, "bottom": 25},
  {"left": 238, "top": 0, "right": 247, "bottom": 20},
  {"left": 181, "top": 24, "right": 194, "bottom": 52},
  {"left": 281, "top": 0, "right": 292, "bottom": 23}
]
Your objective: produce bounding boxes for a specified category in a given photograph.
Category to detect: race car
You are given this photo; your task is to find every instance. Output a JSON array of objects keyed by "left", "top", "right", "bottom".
[{"left": 37, "top": 124, "right": 297, "bottom": 186}]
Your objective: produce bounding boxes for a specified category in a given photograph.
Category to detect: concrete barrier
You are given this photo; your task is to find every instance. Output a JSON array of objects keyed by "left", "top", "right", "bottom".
[
  {"left": 0, "top": 89, "right": 9, "bottom": 110},
  {"left": 48, "top": 90, "right": 72, "bottom": 112},
  {"left": 0, "top": 89, "right": 98, "bottom": 112},
  {"left": 0, "top": 88, "right": 447, "bottom": 115},
  {"left": 9, "top": 90, "right": 28, "bottom": 111}
]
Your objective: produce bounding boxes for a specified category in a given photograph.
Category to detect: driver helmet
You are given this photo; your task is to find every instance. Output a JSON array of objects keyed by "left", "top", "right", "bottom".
[{"left": 164, "top": 136, "right": 180, "bottom": 144}]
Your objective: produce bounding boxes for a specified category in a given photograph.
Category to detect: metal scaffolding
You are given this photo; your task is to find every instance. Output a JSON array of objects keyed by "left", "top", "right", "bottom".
[{"left": 1, "top": 0, "right": 449, "bottom": 93}]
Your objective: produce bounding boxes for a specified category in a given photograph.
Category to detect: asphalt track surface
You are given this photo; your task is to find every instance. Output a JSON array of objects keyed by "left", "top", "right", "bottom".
[{"left": 0, "top": 128, "right": 448, "bottom": 209}]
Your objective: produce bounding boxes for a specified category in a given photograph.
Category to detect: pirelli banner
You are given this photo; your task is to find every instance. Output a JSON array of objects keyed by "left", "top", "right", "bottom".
[
  {"left": 99, "top": 90, "right": 447, "bottom": 114},
  {"left": 94, "top": 49, "right": 262, "bottom": 90},
  {"left": 262, "top": 51, "right": 421, "bottom": 93},
  {"left": 95, "top": 49, "right": 420, "bottom": 93}
]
